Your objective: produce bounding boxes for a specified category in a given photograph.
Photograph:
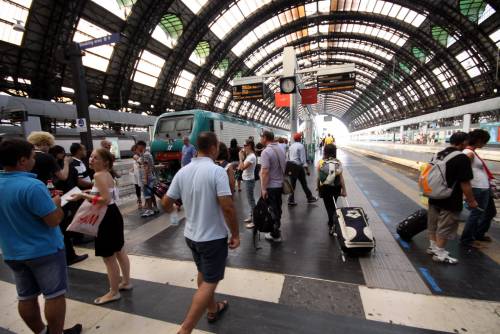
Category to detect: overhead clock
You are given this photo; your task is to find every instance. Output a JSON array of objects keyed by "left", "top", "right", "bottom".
[{"left": 280, "top": 76, "right": 296, "bottom": 94}]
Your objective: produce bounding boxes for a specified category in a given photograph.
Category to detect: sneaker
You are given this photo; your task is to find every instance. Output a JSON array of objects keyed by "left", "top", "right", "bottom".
[
  {"left": 426, "top": 246, "right": 438, "bottom": 255},
  {"left": 153, "top": 208, "right": 160, "bottom": 214},
  {"left": 141, "top": 209, "right": 155, "bottom": 218},
  {"left": 245, "top": 222, "right": 255, "bottom": 229},
  {"left": 243, "top": 217, "right": 253, "bottom": 222},
  {"left": 264, "top": 232, "right": 282, "bottom": 242},
  {"left": 432, "top": 251, "right": 458, "bottom": 264},
  {"left": 307, "top": 197, "right": 318, "bottom": 203},
  {"left": 288, "top": 201, "right": 298, "bottom": 206}
]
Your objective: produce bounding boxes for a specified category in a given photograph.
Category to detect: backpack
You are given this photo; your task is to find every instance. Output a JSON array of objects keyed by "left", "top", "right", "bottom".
[
  {"left": 319, "top": 158, "right": 342, "bottom": 186},
  {"left": 419, "top": 150, "right": 462, "bottom": 199}
]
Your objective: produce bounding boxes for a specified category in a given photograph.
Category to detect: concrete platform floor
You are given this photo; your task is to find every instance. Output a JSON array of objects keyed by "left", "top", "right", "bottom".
[{"left": 1, "top": 149, "right": 499, "bottom": 334}]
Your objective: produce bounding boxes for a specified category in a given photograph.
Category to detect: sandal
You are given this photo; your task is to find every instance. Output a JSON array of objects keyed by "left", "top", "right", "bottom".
[
  {"left": 207, "top": 300, "right": 229, "bottom": 324},
  {"left": 94, "top": 292, "right": 121, "bottom": 305}
]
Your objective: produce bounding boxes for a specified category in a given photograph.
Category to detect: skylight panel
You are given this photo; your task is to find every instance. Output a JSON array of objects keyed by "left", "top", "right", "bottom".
[
  {"left": 173, "top": 70, "right": 195, "bottom": 97},
  {"left": 489, "top": 28, "right": 500, "bottom": 47},
  {"left": 132, "top": 50, "right": 165, "bottom": 87},
  {"left": 215, "top": 90, "right": 231, "bottom": 109},
  {"left": 455, "top": 50, "right": 482, "bottom": 78},
  {"left": 151, "top": 25, "right": 171, "bottom": 48},
  {"left": 197, "top": 82, "right": 215, "bottom": 104},
  {"left": 381, "top": 1, "right": 392, "bottom": 16},
  {"left": 231, "top": 31, "right": 258, "bottom": 56},
  {"left": 0, "top": 0, "right": 32, "bottom": 45},
  {"left": 91, "top": 0, "right": 135, "bottom": 20},
  {"left": 388, "top": 4, "right": 401, "bottom": 18},
  {"left": 415, "top": 77, "right": 435, "bottom": 96},
  {"left": 305, "top": 2, "right": 317, "bottom": 16},
  {"left": 73, "top": 19, "right": 115, "bottom": 72},
  {"left": 478, "top": 4, "right": 495, "bottom": 24},
  {"left": 318, "top": 0, "right": 330, "bottom": 13},
  {"left": 181, "top": 0, "right": 207, "bottom": 15}
]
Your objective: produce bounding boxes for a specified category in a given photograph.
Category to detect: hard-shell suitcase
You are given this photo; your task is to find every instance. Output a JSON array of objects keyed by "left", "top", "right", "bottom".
[
  {"left": 333, "top": 197, "right": 375, "bottom": 261},
  {"left": 396, "top": 209, "right": 427, "bottom": 241}
]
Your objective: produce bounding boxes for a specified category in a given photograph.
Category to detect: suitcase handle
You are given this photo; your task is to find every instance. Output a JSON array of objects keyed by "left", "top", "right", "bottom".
[{"left": 333, "top": 196, "right": 349, "bottom": 208}]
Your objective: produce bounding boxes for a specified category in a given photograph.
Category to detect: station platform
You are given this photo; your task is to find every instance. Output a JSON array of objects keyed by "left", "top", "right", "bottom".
[{"left": 1, "top": 149, "right": 500, "bottom": 334}]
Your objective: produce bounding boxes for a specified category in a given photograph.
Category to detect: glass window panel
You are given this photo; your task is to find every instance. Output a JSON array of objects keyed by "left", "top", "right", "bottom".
[
  {"left": 305, "top": 2, "right": 317, "bottom": 16},
  {"left": 132, "top": 50, "right": 164, "bottom": 87},
  {"left": 91, "top": 0, "right": 135, "bottom": 20},
  {"left": 197, "top": 82, "right": 215, "bottom": 104},
  {"left": 318, "top": 0, "right": 330, "bottom": 13},
  {"left": 173, "top": 70, "right": 195, "bottom": 97},
  {"left": 308, "top": 25, "right": 318, "bottom": 35},
  {"left": 73, "top": 19, "right": 116, "bottom": 72},
  {"left": 180, "top": 0, "right": 207, "bottom": 14},
  {"left": 478, "top": 4, "right": 495, "bottom": 24},
  {"left": 215, "top": 90, "right": 230, "bottom": 109},
  {"left": 489, "top": 28, "right": 500, "bottom": 46},
  {"left": 0, "top": 0, "right": 32, "bottom": 45}
]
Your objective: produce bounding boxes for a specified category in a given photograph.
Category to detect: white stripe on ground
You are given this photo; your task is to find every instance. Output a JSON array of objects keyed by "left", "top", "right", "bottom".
[
  {"left": 0, "top": 281, "right": 212, "bottom": 334},
  {"left": 359, "top": 286, "right": 500, "bottom": 334},
  {"left": 72, "top": 249, "right": 285, "bottom": 303}
]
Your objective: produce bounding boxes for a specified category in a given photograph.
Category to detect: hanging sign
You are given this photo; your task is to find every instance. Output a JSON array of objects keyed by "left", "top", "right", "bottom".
[
  {"left": 275, "top": 93, "right": 291, "bottom": 107},
  {"left": 300, "top": 88, "right": 318, "bottom": 105}
]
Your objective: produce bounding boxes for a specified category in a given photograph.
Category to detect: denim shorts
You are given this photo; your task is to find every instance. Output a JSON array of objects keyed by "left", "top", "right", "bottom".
[
  {"left": 5, "top": 249, "right": 67, "bottom": 300},
  {"left": 185, "top": 237, "right": 228, "bottom": 283},
  {"left": 143, "top": 182, "right": 154, "bottom": 199}
]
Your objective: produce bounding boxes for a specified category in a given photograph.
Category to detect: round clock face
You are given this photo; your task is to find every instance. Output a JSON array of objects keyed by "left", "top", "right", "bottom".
[{"left": 281, "top": 78, "right": 295, "bottom": 93}]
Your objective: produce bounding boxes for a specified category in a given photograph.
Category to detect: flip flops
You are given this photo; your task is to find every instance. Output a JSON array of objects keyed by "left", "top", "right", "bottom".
[{"left": 207, "top": 300, "right": 229, "bottom": 323}]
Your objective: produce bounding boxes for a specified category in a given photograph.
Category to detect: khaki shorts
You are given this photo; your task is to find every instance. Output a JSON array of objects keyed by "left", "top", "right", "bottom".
[{"left": 427, "top": 204, "right": 460, "bottom": 240}]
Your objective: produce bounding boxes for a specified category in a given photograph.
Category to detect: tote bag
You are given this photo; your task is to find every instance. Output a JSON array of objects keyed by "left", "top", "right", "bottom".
[{"left": 67, "top": 201, "right": 108, "bottom": 237}]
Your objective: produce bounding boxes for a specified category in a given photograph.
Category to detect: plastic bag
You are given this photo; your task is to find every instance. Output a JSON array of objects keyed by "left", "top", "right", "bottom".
[{"left": 66, "top": 201, "right": 108, "bottom": 237}]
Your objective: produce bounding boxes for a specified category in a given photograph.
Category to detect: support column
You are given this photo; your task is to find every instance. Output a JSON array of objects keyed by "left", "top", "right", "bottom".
[
  {"left": 290, "top": 92, "right": 298, "bottom": 134},
  {"left": 400, "top": 125, "right": 404, "bottom": 143},
  {"left": 68, "top": 42, "right": 93, "bottom": 151},
  {"left": 463, "top": 113, "right": 471, "bottom": 133}
]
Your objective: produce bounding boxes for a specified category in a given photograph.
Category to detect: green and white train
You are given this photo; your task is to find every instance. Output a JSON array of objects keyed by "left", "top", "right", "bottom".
[{"left": 150, "top": 109, "right": 288, "bottom": 178}]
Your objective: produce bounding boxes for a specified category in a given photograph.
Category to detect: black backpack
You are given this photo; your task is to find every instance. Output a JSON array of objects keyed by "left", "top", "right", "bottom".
[{"left": 252, "top": 197, "right": 277, "bottom": 249}]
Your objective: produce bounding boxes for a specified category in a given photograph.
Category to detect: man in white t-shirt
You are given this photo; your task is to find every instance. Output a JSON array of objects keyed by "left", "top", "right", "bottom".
[
  {"left": 239, "top": 139, "right": 257, "bottom": 228},
  {"left": 162, "top": 132, "right": 239, "bottom": 334},
  {"left": 461, "top": 129, "right": 494, "bottom": 246}
]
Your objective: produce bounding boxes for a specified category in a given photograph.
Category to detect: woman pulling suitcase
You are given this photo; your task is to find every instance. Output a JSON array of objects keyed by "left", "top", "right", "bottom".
[{"left": 317, "top": 144, "right": 346, "bottom": 234}]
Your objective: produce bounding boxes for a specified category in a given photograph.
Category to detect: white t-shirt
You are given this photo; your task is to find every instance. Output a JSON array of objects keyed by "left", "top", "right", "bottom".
[
  {"left": 73, "top": 158, "right": 91, "bottom": 183},
  {"left": 242, "top": 153, "right": 256, "bottom": 181},
  {"left": 167, "top": 157, "right": 232, "bottom": 242},
  {"left": 463, "top": 149, "right": 489, "bottom": 189}
]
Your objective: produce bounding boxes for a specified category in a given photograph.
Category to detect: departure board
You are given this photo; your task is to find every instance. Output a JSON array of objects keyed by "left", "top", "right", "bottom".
[
  {"left": 232, "top": 83, "right": 264, "bottom": 101},
  {"left": 317, "top": 72, "right": 356, "bottom": 92}
]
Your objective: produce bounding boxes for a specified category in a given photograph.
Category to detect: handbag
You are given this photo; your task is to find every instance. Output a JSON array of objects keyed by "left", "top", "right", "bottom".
[
  {"left": 153, "top": 181, "right": 169, "bottom": 198},
  {"left": 270, "top": 146, "right": 294, "bottom": 195},
  {"left": 67, "top": 200, "right": 108, "bottom": 237}
]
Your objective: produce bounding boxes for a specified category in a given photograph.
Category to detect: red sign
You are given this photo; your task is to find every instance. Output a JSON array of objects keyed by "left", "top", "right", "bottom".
[
  {"left": 275, "top": 93, "right": 291, "bottom": 107},
  {"left": 300, "top": 88, "right": 318, "bottom": 105}
]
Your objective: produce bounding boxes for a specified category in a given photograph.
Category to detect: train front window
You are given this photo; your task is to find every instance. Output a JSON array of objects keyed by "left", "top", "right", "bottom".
[{"left": 156, "top": 116, "right": 193, "bottom": 140}]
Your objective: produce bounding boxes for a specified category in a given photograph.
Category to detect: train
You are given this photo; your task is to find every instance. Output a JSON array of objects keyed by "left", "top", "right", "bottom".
[
  {"left": 150, "top": 109, "right": 289, "bottom": 180},
  {"left": 0, "top": 125, "right": 147, "bottom": 158},
  {"left": 352, "top": 122, "right": 500, "bottom": 146}
]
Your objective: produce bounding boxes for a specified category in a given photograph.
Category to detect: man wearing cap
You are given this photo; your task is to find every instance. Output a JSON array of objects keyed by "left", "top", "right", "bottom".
[{"left": 287, "top": 133, "right": 317, "bottom": 206}]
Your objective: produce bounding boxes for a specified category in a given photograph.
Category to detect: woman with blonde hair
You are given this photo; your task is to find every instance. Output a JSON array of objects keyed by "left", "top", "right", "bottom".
[
  {"left": 27, "top": 131, "right": 71, "bottom": 184},
  {"left": 70, "top": 148, "right": 131, "bottom": 304}
]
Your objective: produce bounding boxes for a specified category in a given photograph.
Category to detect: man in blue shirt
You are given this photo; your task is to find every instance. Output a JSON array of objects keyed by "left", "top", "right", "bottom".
[
  {"left": 287, "top": 132, "right": 317, "bottom": 206},
  {"left": 181, "top": 136, "right": 197, "bottom": 167},
  {"left": 0, "top": 138, "right": 81, "bottom": 334}
]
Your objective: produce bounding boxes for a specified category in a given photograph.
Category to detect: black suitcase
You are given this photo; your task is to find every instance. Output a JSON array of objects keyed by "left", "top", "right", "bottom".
[
  {"left": 333, "top": 198, "right": 375, "bottom": 261},
  {"left": 396, "top": 209, "right": 427, "bottom": 241}
]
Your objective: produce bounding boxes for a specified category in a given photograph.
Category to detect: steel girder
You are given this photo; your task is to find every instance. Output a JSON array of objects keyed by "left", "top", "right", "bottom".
[
  {"left": 152, "top": 0, "right": 232, "bottom": 112},
  {"left": 103, "top": 0, "right": 174, "bottom": 110},
  {"left": 22, "top": 0, "right": 87, "bottom": 100},
  {"left": 249, "top": 46, "right": 427, "bottom": 119},
  {"left": 203, "top": 11, "right": 472, "bottom": 107}
]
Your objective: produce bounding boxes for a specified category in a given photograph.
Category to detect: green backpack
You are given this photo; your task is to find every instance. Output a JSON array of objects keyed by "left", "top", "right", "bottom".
[{"left": 319, "top": 158, "right": 342, "bottom": 186}]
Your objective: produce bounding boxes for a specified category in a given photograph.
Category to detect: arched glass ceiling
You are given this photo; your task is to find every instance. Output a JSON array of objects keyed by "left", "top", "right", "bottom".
[{"left": 231, "top": 1, "right": 425, "bottom": 57}]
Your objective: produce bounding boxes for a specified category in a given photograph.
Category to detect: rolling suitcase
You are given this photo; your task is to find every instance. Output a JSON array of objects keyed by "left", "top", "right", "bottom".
[
  {"left": 396, "top": 209, "right": 427, "bottom": 241},
  {"left": 333, "top": 197, "right": 375, "bottom": 261}
]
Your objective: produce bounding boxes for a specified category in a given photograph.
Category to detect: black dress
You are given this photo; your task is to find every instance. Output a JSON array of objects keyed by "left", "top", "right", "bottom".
[{"left": 92, "top": 187, "right": 125, "bottom": 257}]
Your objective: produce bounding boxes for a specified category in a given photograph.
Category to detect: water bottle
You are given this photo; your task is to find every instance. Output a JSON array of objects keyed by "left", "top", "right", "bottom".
[{"left": 170, "top": 210, "right": 179, "bottom": 226}]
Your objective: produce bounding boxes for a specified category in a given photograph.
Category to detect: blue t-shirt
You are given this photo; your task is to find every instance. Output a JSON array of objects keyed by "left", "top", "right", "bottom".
[
  {"left": 181, "top": 144, "right": 197, "bottom": 167},
  {"left": 0, "top": 171, "right": 64, "bottom": 260}
]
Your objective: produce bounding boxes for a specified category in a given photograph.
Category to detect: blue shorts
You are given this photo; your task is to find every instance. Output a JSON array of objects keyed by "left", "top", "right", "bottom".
[
  {"left": 185, "top": 237, "right": 228, "bottom": 283},
  {"left": 5, "top": 249, "right": 67, "bottom": 300},
  {"left": 143, "top": 181, "right": 154, "bottom": 199}
]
